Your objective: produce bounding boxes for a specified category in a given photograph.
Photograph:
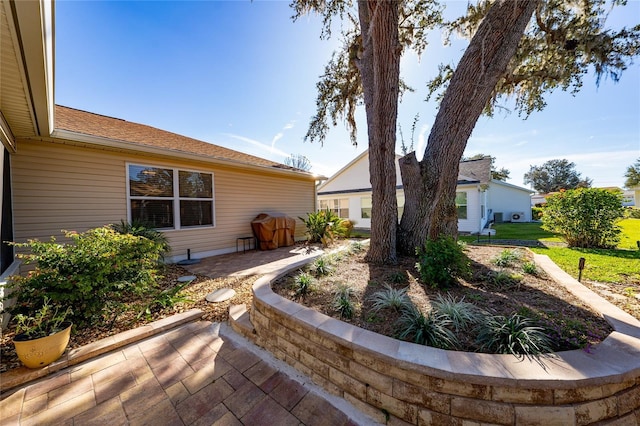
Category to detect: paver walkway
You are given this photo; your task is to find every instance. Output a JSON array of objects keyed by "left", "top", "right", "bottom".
[{"left": 1, "top": 321, "right": 374, "bottom": 425}]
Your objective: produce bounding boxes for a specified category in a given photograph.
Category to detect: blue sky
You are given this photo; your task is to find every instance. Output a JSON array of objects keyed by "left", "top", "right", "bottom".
[{"left": 55, "top": 0, "right": 640, "bottom": 190}]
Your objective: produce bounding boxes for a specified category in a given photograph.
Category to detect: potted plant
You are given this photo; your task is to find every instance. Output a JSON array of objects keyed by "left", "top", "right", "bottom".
[{"left": 12, "top": 298, "right": 73, "bottom": 368}]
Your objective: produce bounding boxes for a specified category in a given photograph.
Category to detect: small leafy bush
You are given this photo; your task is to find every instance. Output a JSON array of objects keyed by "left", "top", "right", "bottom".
[
  {"left": 431, "top": 294, "right": 481, "bottom": 332},
  {"left": 8, "top": 227, "right": 167, "bottom": 327},
  {"left": 626, "top": 208, "right": 640, "bottom": 219},
  {"left": 542, "top": 188, "right": 625, "bottom": 248},
  {"left": 476, "top": 313, "right": 552, "bottom": 361},
  {"left": 416, "top": 236, "right": 470, "bottom": 288},
  {"left": 369, "top": 284, "right": 412, "bottom": 312},
  {"left": 333, "top": 284, "right": 355, "bottom": 319},
  {"left": 110, "top": 219, "right": 170, "bottom": 256},
  {"left": 293, "top": 271, "right": 314, "bottom": 298},
  {"left": 396, "top": 306, "right": 458, "bottom": 349},
  {"left": 492, "top": 249, "right": 521, "bottom": 267},
  {"left": 522, "top": 261, "right": 538, "bottom": 275},
  {"left": 532, "top": 206, "right": 544, "bottom": 220}
]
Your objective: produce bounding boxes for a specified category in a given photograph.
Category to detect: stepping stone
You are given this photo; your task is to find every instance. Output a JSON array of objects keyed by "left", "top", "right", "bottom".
[
  {"left": 177, "top": 275, "right": 197, "bottom": 283},
  {"left": 206, "top": 288, "right": 236, "bottom": 303}
]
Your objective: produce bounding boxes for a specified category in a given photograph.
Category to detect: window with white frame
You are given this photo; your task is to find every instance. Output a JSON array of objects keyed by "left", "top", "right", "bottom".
[
  {"left": 128, "top": 164, "right": 214, "bottom": 229},
  {"left": 319, "top": 198, "right": 349, "bottom": 218},
  {"left": 455, "top": 192, "right": 468, "bottom": 219},
  {"left": 361, "top": 196, "right": 372, "bottom": 219}
]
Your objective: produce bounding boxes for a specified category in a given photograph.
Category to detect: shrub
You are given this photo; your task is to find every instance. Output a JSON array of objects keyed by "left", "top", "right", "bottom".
[
  {"left": 386, "top": 271, "right": 408, "bottom": 284},
  {"left": 431, "top": 294, "right": 481, "bottom": 332},
  {"left": 415, "top": 236, "right": 470, "bottom": 288},
  {"left": 293, "top": 271, "right": 314, "bottom": 298},
  {"left": 492, "top": 249, "right": 521, "bottom": 267},
  {"left": 110, "top": 219, "right": 170, "bottom": 255},
  {"left": 369, "top": 284, "right": 412, "bottom": 312},
  {"left": 522, "top": 261, "right": 538, "bottom": 275},
  {"left": 541, "top": 188, "right": 625, "bottom": 248},
  {"left": 627, "top": 208, "right": 640, "bottom": 219},
  {"left": 532, "top": 206, "right": 544, "bottom": 221},
  {"left": 299, "top": 208, "right": 349, "bottom": 246},
  {"left": 396, "top": 306, "right": 458, "bottom": 349},
  {"left": 476, "top": 313, "right": 552, "bottom": 361},
  {"left": 312, "top": 257, "right": 333, "bottom": 276},
  {"left": 8, "top": 227, "right": 166, "bottom": 327},
  {"left": 333, "top": 284, "right": 355, "bottom": 319}
]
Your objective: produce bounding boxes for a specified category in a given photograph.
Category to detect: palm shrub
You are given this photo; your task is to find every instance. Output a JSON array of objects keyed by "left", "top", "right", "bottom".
[
  {"left": 8, "top": 227, "right": 166, "bottom": 327},
  {"left": 416, "top": 236, "right": 470, "bottom": 288},
  {"left": 396, "top": 306, "right": 459, "bottom": 349},
  {"left": 431, "top": 294, "right": 481, "bottom": 332},
  {"left": 299, "top": 208, "right": 348, "bottom": 246},
  {"left": 541, "top": 188, "right": 625, "bottom": 248},
  {"left": 476, "top": 313, "right": 552, "bottom": 361}
]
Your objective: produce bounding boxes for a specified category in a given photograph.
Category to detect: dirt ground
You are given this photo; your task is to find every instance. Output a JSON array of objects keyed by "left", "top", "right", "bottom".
[
  {"left": 271, "top": 245, "right": 616, "bottom": 353},
  {"left": 2, "top": 243, "right": 636, "bottom": 373}
]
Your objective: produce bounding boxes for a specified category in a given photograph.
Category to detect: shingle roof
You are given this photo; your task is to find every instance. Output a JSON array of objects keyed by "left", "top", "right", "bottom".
[{"left": 54, "top": 105, "right": 300, "bottom": 171}]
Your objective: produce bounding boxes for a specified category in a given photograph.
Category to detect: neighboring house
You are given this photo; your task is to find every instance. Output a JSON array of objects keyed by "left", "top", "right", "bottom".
[
  {"left": 0, "top": 1, "right": 318, "bottom": 295},
  {"left": 317, "top": 150, "right": 533, "bottom": 234},
  {"left": 622, "top": 189, "right": 636, "bottom": 207}
]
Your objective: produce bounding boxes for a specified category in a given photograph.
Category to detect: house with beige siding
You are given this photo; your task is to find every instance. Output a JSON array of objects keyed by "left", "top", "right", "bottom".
[
  {"left": 317, "top": 150, "right": 533, "bottom": 234},
  {"left": 0, "top": 0, "right": 318, "bottom": 325}
]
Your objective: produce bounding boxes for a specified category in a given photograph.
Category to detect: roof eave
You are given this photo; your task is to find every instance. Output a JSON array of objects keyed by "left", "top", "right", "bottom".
[
  {"left": 50, "top": 129, "right": 322, "bottom": 181},
  {"left": 12, "top": 0, "right": 55, "bottom": 137}
]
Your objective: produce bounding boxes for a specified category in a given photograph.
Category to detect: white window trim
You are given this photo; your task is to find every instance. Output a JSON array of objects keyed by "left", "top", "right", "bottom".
[{"left": 126, "top": 162, "right": 216, "bottom": 230}]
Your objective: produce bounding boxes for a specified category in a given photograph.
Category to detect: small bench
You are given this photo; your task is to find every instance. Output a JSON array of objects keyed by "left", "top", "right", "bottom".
[{"left": 236, "top": 236, "right": 256, "bottom": 254}]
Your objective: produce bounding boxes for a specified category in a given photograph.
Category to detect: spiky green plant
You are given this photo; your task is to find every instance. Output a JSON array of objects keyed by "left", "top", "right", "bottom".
[
  {"left": 431, "top": 294, "right": 482, "bottom": 332},
  {"left": 522, "top": 261, "right": 538, "bottom": 275},
  {"left": 396, "top": 306, "right": 459, "bottom": 349},
  {"left": 312, "top": 257, "right": 333, "bottom": 276},
  {"left": 293, "top": 271, "right": 314, "bottom": 298},
  {"left": 369, "top": 284, "right": 412, "bottom": 312},
  {"left": 333, "top": 284, "right": 355, "bottom": 319},
  {"left": 492, "top": 249, "right": 521, "bottom": 267},
  {"left": 476, "top": 313, "right": 552, "bottom": 361}
]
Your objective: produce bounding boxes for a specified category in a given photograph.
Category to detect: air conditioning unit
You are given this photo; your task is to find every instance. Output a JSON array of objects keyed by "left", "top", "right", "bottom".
[{"left": 511, "top": 212, "right": 526, "bottom": 223}]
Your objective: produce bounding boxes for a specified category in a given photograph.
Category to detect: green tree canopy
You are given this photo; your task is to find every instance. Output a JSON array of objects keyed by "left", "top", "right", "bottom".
[
  {"left": 524, "top": 159, "right": 592, "bottom": 193},
  {"left": 624, "top": 158, "right": 640, "bottom": 188}
]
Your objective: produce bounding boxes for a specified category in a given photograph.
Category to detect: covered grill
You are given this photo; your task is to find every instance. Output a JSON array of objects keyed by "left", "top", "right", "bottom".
[{"left": 251, "top": 213, "right": 296, "bottom": 250}]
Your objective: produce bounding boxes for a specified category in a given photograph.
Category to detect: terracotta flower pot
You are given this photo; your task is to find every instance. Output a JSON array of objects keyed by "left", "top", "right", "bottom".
[{"left": 13, "top": 322, "right": 72, "bottom": 369}]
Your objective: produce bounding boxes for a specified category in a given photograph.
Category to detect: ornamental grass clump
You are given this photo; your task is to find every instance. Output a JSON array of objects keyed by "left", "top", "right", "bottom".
[
  {"left": 396, "top": 305, "right": 459, "bottom": 349},
  {"left": 475, "top": 313, "right": 552, "bottom": 362},
  {"left": 431, "top": 294, "right": 482, "bottom": 332},
  {"left": 333, "top": 283, "right": 355, "bottom": 319},
  {"left": 369, "top": 284, "right": 412, "bottom": 312}
]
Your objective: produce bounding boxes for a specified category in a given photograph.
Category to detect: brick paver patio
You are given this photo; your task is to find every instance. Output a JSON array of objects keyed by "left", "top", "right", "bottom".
[{"left": 1, "top": 321, "right": 371, "bottom": 425}]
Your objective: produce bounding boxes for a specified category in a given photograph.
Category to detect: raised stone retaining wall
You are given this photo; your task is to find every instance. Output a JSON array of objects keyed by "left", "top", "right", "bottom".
[{"left": 249, "top": 253, "right": 640, "bottom": 425}]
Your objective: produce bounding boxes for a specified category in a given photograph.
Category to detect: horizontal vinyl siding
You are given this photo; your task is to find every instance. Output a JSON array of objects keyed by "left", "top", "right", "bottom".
[{"left": 12, "top": 139, "right": 316, "bottom": 261}]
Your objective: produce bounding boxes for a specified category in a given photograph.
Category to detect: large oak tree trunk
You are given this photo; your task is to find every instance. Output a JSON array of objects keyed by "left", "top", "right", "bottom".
[
  {"left": 398, "top": 0, "right": 539, "bottom": 254},
  {"left": 357, "top": 0, "right": 401, "bottom": 264}
]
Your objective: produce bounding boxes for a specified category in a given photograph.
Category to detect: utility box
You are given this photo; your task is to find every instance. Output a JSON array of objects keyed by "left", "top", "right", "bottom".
[{"left": 494, "top": 212, "right": 503, "bottom": 223}]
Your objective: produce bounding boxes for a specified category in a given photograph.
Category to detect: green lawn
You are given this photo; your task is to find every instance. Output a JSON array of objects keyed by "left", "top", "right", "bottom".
[{"left": 462, "top": 219, "right": 640, "bottom": 284}]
